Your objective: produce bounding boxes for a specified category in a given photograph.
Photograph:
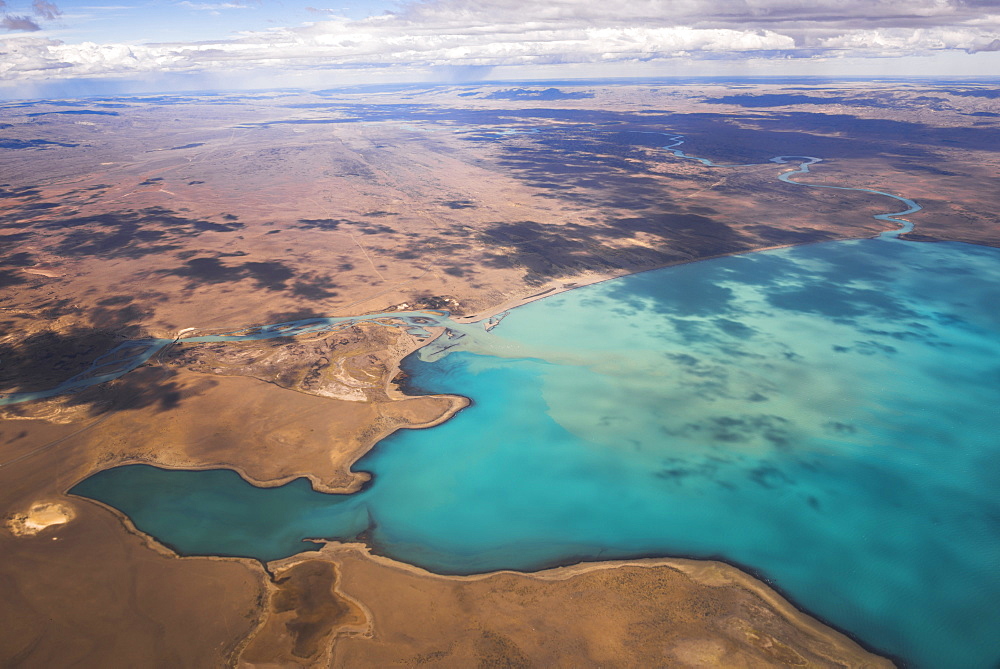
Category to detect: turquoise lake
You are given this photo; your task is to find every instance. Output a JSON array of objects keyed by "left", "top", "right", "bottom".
[{"left": 72, "top": 234, "right": 1000, "bottom": 668}]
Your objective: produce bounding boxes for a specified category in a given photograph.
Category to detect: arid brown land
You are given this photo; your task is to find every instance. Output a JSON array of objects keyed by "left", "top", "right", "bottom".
[{"left": 3, "top": 81, "right": 998, "bottom": 666}]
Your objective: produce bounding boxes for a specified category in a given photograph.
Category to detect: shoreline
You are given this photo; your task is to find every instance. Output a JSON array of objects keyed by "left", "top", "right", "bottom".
[
  {"left": 9, "top": 82, "right": 997, "bottom": 669},
  {"left": 62, "top": 383, "right": 470, "bottom": 498},
  {"left": 64, "top": 493, "right": 897, "bottom": 667},
  {"left": 258, "top": 542, "right": 898, "bottom": 667},
  {"left": 453, "top": 226, "right": 914, "bottom": 326},
  {"left": 46, "top": 169, "right": 923, "bottom": 666},
  {"left": 52, "top": 224, "right": 923, "bottom": 665},
  {"left": 67, "top": 455, "right": 902, "bottom": 667},
  {"left": 2, "top": 141, "right": 926, "bottom": 409}
]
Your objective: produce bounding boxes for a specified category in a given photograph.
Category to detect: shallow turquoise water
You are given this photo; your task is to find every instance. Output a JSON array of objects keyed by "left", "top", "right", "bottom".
[{"left": 73, "top": 235, "right": 1000, "bottom": 668}]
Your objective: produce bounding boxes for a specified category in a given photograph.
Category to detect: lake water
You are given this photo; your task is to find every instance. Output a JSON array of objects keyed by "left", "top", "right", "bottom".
[{"left": 72, "top": 232, "right": 1000, "bottom": 668}]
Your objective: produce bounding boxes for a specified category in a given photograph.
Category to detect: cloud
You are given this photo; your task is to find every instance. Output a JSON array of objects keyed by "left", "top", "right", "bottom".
[
  {"left": 179, "top": 1, "right": 249, "bottom": 10},
  {"left": 1, "top": 0, "right": 998, "bottom": 83},
  {"left": 394, "top": 0, "right": 996, "bottom": 31},
  {"left": 31, "top": 0, "right": 60, "bottom": 20},
  {"left": 2, "top": 15, "right": 41, "bottom": 31},
  {"left": 968, "top": 37, "right": 1000, "bottom": 52},
  {"left": 1, "top": 0, "right": 58, "bottom": 36}
]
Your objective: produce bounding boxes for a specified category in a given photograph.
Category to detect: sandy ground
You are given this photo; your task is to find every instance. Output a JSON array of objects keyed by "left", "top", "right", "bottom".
[
  {"left": 238, "top": 545, "right": 892, "bottom": 668},
  {"left": 0, "top": 417, "right": 266, "bottom": 668}
]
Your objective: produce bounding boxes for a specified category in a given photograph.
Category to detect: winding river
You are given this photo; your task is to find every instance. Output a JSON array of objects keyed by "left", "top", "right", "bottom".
[{"left": 22, "top": 132, "right": 1000, "bottom": 668}]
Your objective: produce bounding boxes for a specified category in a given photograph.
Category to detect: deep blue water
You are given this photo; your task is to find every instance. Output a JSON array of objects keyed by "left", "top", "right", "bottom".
[{"left": 73, "top": 235, "right": 1000, "bottom": 668}]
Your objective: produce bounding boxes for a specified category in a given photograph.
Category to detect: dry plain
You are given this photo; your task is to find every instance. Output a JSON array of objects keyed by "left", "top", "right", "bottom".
[{"left": 2, "top": 80, "right": 998, "bottom": 666}]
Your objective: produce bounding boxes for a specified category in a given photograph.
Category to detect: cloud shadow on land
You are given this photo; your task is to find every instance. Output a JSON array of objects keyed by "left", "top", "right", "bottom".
[
  {"left": 294, "top": 218, "right": 395, "bottom": 235},
  {"left": 27, "top": 206, "right": 244, "bottom": 260},
  {"left": 0, "top": 327, "right": 189, "bottom": 415},
  {"left": 699, "top": 92, "right": 955, "bottom": 111},
  {"left": 0, "top": 184, "right": 42, "bottom": 199},
  {"left": 0, "top": 138, "right": 78, "bottom": 149},
  {"left": 160, "top": 255, "right": 341, "bottom": 300},
  {"left": 161, "top": 257, "right": 293, "bottom": 290},
  {"left": 257, "top": 103, "right": 1000, "bottom": 165},
  {"left": 478, "top": 208, "right": 752, "bottom": 285}
]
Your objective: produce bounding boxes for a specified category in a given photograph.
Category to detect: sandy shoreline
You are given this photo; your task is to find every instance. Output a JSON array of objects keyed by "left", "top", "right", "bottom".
[
  {"left": 72, "top": 493, "right": 893, "bottom": 667},
  {"left": 259, "top": 543, "right": 894, "bottom": 667},
  {"left": 297, "top": 543, "right": 899, "bottom": 664},
  {"left": 65, "top": 404, "right": 898, "bottom": 668},
  {"left": 68, "top": 387, "right": 470, "bottom": 498}
]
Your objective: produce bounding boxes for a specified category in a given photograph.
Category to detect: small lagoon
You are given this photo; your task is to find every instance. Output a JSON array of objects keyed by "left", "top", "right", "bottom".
[{"left": 74, "top": 234, "right": 1000, "bottom": 668}]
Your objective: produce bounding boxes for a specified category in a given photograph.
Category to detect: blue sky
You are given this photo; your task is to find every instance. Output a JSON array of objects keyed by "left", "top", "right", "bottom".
[
  {"left": 17, "top": 0, "right": 399, "bottom": 43},
  {"left": 1, "top": 0, "right": 999, "bottom": 97}
]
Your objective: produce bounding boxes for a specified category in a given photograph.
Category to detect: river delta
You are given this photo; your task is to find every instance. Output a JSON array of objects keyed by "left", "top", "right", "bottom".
[{"left": 3, "top": 80, "right": 1000, "bottom": 667}]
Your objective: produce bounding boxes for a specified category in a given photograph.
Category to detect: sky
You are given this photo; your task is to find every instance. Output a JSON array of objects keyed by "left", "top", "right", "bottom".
[{"left": 1, "top": 0, "right": 999, "bottom": 97}]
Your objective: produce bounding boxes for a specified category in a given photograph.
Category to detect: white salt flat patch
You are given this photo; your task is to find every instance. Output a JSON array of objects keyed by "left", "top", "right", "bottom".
[{"left": 6, "top": 501, "right": 75, "bottom": 536}]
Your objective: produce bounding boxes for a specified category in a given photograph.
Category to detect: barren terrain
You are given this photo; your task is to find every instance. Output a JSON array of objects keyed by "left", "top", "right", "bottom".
[{"left": 3, "top": 80, "right": 998, "bottom": 666}]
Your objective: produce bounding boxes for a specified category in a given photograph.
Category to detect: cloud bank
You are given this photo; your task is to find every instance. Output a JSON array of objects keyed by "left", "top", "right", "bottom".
[{"left": 1, "top": 0, "right": 998, "bottom": 84}]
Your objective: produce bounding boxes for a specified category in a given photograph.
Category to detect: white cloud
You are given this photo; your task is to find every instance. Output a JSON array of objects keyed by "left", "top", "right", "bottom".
[
  {"left": 179, "top": 1, "right": 250, "bottom": 10},
  {"left": 1, "top": 0, "right": 997, "bottom": 83}
]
